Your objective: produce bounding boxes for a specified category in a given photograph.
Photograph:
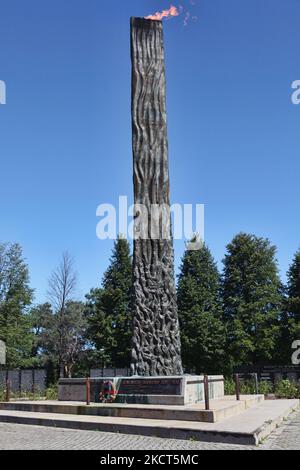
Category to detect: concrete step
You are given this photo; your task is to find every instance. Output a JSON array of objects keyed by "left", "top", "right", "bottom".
[
  {"left": 0, "top": 395, "right": 264, "bottom": 423},
  {"left": 0, "top": 399, "right": 298, "bottom": 445}
]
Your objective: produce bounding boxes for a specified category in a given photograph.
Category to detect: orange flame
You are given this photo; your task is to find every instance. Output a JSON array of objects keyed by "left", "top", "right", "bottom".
[{"left": 145, "top": 5, "right": 180, "bottom": 21}]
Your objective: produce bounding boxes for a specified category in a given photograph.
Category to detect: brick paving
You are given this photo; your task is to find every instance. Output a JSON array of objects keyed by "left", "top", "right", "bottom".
[
  {"left": 0, "top": 409, "right": 299, "bottom": 450},
  {"left": 260, "top": 408, "right": 300, "bottom": 450}
]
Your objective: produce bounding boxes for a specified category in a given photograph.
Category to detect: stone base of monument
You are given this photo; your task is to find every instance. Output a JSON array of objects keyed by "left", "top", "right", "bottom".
[
  {"left": 58, "top": 375, "right": 224, "bottom": 406},
  {"left": 0, "top": 397, "right": 298, "bottom": 445}
]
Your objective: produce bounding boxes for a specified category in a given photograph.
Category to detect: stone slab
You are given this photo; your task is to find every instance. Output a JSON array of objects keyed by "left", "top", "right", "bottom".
[
  {"left": 58, "top": 375, "right": 224, "bottom": 405},
  {"left": 0, "top": 399, "right": 298, "bottom": 445},
  {"left": 0, "top": 395, "right": 264, "bottom": 423}
]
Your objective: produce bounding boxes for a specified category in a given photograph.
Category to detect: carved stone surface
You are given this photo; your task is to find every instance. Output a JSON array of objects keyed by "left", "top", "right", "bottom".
[
  {"left": 0, "top": 340, "right": 6, "bottom": 365},
  {"left": 130, "top": 18, "right": 183, "bottom": 376}
]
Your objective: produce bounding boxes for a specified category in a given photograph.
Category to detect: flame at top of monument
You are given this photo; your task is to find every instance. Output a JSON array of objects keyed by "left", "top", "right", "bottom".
[{"left": 145, "top": 4, "right": 181, "bottom": 21}]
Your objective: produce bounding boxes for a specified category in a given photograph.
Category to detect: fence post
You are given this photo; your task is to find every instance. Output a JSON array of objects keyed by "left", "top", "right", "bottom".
[
  {"left": 253, "top": 373, "right": 259, "bottom": 395},
  {"left": 19, "top": 369, "right": 22, "bottom": 396},
  {"left": 32, "top": 369, "right": 36, "bottom": 395},
  {"left": 204, "top": 375, "right": 210, "bottom": 411},
  {"left": 86, "top": 377, "right": 91, "bottom": 406},
  {"left": 234, "top": 374, "right": 241, "bottom": 401}
]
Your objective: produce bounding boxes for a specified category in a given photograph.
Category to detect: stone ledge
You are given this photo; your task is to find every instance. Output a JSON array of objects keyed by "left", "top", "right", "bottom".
[
  {"left": 0, "top": 395, "right": 265, "bottom": 424},
  {"left": 58, "top": 375, "right": 225, "bottom": 405},
  {"left": 0, "top": 399, "right": 298, "bottom": 445}
]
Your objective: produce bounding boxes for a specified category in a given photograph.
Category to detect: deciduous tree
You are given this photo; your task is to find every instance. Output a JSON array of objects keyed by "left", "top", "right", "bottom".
[{"left": 45, "top": 252, "right": 86, "bottom": 378}]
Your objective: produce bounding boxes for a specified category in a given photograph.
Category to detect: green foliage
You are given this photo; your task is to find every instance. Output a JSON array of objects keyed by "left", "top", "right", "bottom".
[
  {"left": 45, "top": 385, "right": 58, "bottom": 400},
  {"left": 275, "top": 379, "right": 300, "bottom": 399},
  {"left": 287, "top": 251, "right": 300, "bottom": 300},
  {"left": 259, "top": 380, "right": 274, "bottom": 396},
  {"left": 280, "top": 251, "right": 300, "bottom": 364},
  {"left": 240, "top": 380, "right": 256, "bottom": 395},
  {"left": 0, "top": 386, "right": 5, "bottom": 401},
  {"left": 224, "top": 378, "right": 274, "bottom": 396},
  {"left": 0, "top": 235, "right": 298, "bottom": 377},
  {"left": 29, "top": 303, "right": 53, "bottom": 364},
  {"left": 222, "top": 233, "right": 283, "bottom": 367},
  {"left": 178, "top": 242, "right": 226, "bottom": 374},
  {"left": 0, "top": 243, "right": 34, "bottom": 368},
  {"left": 86, "top": 237, "right": 132, "bottom": 368},
  {"left": 224, "top": 378, "right": 236, "bottom": 395},
  {"left": 224, "top": 378, "right": 256, "bottom": 395},
  {"left": 7, "top": 387, "right": 42, "bottom": 401},
  {"left": 33, "top": 301, "right": 86, "bottom": 378}
]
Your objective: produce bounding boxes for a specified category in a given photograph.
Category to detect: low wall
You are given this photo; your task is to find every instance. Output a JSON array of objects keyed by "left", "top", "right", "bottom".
[
  {"left": 59, "top": 375, "right": 224, "bottom": 406},
  {"left": 0, "top": 369, "right": 46, "bottom": 394},
  {"left": 233, "top": 365, "right": 300, "bottom": 385}
]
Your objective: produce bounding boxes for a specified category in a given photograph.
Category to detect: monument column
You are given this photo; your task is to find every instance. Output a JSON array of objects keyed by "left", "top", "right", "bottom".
[{"left": 130, "top": 17, "right": 183, "bottom": 376}]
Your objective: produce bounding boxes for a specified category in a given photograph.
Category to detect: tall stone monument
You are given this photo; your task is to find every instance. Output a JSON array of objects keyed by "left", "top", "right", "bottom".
[
  {"left": 58, "top": 18, "right": 225, "bottom": 404},
  {"left": 0, "top": 340, "right": 6, "bottom": 366},
  {"left": 130, "top": 17, "right": 183, "bottom": 377}
]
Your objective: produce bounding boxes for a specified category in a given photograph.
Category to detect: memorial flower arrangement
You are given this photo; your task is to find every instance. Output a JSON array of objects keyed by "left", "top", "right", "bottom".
[{"left": 99, "top": 380, "right": 117, "bottom": 403}]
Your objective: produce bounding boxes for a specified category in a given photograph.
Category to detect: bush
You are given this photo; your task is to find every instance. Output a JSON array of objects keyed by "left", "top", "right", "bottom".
[
  {"left": 9, "top": 387, "right": 42, "bottom": 401},
  {"left": 225, "top": 378, "right": 274, "bottom": 396},
  {"left": 224, "top": 378, "right": 235, "bottom": 395},
  {"left": 259, "top": 380, "right": 274, "bottom": 396},
  {"left": 0, "top": 386, "right": 5, "bottom": 401},
  {"left": 224, "top": 378, "right": 257, "bottom": 395},
  {"left": 0, "top": 384, "right": 58, "bottom": 401},
  {"left": 240, "top": 380, "right": 256, "bottom": 395},
  {"left": 45, "top": 385, "right": 58, "bottom": 400},
  {"left": 275, "top": 380, "right": 300, "bottom": 399}
]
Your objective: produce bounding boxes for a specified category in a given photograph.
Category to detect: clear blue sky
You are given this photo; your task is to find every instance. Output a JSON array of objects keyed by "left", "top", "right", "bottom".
[{"left": 0, "top": 0, "right": 299, "bottom": 303}]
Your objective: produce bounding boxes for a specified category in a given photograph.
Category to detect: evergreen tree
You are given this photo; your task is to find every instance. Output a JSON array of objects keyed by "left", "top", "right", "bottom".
[
  {"left": 287, "top": 250, "right": 300, "bottom": 328},
  {"left": 0, "top": 243, "right": 34, "bottom": 368},
  {"left": 177, "top": 240, "right": 225, "bottom": 374},
  {"left": 280, "top": 250, "right": 300, "bottom": 363},
  {"left": 222, "top": 233, "right": 283, "bottom": 367},
  {"left": 86, "top": 237, "right": 132, "bottom": 368}
]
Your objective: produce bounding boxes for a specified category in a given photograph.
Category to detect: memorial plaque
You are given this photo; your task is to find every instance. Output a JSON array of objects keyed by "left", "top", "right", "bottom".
[
  {"left": 234, "top": 365, "right": 300, "bottom": 384},
  {"left": 0, "top": 340, "right": 6, "bottom": 365},
  {"left": 118, "top": 378, "right": 182, "bottom": 396}
]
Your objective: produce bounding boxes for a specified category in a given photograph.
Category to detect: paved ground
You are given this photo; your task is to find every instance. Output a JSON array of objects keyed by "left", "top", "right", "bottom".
[
  {"left": 259, "top": 407, "right": 300, "bottom": 450},
  {"left": 0, "top": 409, "right": 299, "bottom": 450}
]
